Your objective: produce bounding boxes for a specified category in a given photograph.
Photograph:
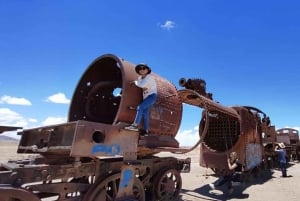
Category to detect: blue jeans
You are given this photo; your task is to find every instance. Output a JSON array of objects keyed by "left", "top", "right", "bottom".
[
  {"left": 133, "top": 93, "right": 157, "bottom": 131},
  {"left": 215, "top": 172, "right": 242, "bottom": 189},
  {"left": 280, "top": 161, "right": 287, "bottom": 177}
]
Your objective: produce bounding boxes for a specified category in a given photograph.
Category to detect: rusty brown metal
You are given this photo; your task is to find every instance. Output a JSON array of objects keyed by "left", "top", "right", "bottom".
[
  {"left": 0, "top": 186, "right": 41, "bottom": 201},
  {"left": 5, "top": 54, "right": 292, "bottom": 200},
  {"left": 69, "top": 54, "right": 182, "bottom": 137},
  {"left": 276, "top": 128, "right": 300, "bottom": 161},
  {"left": 178, "top": 81, "right": 267, "bottom": 175},
  {"left": 0, "top": 54, "right": 191, "bottom": 201},
  {"left": 16, "top": 54, "right": 185, "bottom": 160},
  {"left": 0, "top": 125, "right": 22, "bottom": 134},
  {"left": 2, "top": 54, "right": 291, "bottom": 200},
  {"left": 276, "top": 128, "right": 299, "bottom": 144}
]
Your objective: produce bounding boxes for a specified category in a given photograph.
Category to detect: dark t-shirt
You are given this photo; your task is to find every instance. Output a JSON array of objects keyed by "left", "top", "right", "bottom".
[
  {"left": 234, "top": 159, "right": 243, "bottom": 172},
  {"left": 232, "top": 159, "right": 243, "bottom": 182}
]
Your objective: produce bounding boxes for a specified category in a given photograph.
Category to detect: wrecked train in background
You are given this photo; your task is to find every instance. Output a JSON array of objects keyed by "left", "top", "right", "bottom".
[
  {"left": 276, "top": 128, "right": 300, "bottom": 161},
  {"left": 264, "top": 127, "right": 300, "bottom": 163}
]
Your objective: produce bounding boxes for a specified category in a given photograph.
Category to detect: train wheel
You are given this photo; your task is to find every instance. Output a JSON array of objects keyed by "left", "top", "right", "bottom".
[
  {"left": 82, "top": 173, "right": 145, "bottom": 201},
  {"left": 0, "top": 186, "right": 40, "bottom": 201},
  {"left": 152, "top": 168, "right": 182, "bottom": 201}
]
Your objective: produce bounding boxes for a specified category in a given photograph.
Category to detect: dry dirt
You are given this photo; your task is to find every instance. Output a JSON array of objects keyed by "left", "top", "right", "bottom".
[{"left": 1, "top": 142, "right": 300, "bottom": 201}]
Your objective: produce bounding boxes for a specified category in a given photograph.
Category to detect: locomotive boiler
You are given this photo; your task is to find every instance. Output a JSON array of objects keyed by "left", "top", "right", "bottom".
[{"left": 179, "top": 79, "right": 271, "bottom": 176}]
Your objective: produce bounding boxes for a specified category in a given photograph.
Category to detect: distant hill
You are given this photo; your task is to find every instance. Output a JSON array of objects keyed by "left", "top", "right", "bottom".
[{"left": 0, "top": 135, "right": 19, "bottom": 142}]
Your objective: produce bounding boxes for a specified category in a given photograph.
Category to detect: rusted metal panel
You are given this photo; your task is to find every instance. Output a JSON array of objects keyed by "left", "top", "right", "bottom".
[
  {"left": 277, "top": 128, "right": 299, "bottom": 144},
  {"left": 0, "top": 126, "right": 22, "bottom": 134},
  {"left": 16, "top": 119, "right": 180, "bottom": 159},
  {"left": 245, "top": 143, "right": 263, "bottom": 170},
  {"left": 17, "top": 121, "right": 77, "bottom": 155},
  {"left": 71, "top": 120, "right": 139, "bottom": 159}
]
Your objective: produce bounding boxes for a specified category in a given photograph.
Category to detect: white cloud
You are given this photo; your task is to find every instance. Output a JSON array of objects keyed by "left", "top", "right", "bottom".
[
  {"left": 42, "top": 116, "right": 67, "bottom": 126},
  {"left": 176, "top": 126, "right": 200, "bottom": 146},
  {"left": 160, "top": 20, "right": 176, "bottom": 30},
  {"left": 28, "top": 118, "right": 38, "bottom": 123},
  {"left": 0, "top": 108, "right": 26, "bottom": 126},
  {"left": 0, "top": 95, "right": 31, "bottom": 105},
  {"left": 0, "top": 108, "right": 67, "bottom": 139},
  {"left": 46, "top": 93, "right": 70, "bottom": 104}
]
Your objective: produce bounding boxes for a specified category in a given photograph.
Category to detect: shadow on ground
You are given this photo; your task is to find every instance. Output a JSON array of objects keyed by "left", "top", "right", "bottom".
[{"left": 179, "top": 169, "right": 277, "bottom": 201}]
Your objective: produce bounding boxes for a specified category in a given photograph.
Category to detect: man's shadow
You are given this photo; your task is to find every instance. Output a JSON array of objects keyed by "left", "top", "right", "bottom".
[{"left": 179, "top": 169, "right": 277, "bottom": 201}]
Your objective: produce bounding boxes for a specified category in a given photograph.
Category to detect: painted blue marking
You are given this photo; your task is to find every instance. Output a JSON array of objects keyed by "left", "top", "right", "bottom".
[
  {"left": 92, "top": 144, "right": 121, "bottom": 155},
  {"left": 120, "top": 169, "right": 134, "bottom": 188}
]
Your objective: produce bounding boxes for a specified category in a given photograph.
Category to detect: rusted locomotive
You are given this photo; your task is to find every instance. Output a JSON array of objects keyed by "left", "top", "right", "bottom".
[
  {"left": 277, "top": 128, "right": 300, "bottom": 160},
  {"left": 263, "top": 126, "right": 300, "bottom": 164},
  {"left": 178, "top": 81, "right": 272, "bottom": 176},
  {"left": 0, "top": 53, "right": 286, "bottom": 200},
  {"left": 0, "top": 54, "right": 191, "bottom": 201}
]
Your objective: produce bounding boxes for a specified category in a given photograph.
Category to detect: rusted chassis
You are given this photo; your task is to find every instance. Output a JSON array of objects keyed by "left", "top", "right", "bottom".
[{"left": 0, "top": 154, "right": 188, "bottom": 201}]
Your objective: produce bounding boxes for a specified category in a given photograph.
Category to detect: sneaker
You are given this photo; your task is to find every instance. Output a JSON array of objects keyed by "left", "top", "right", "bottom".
[
  {"left": 139, "top": 129, "right": 149, "bottom": 136},
  {"left": 208, "top": 183, "right": 215, "bottom": 190},
  {"left": 124, "top": 125, "right": 139, "bottom": 131}
]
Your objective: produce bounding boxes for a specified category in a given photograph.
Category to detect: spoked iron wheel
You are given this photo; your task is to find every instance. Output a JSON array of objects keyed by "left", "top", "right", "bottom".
[
  {"left": 152, "top": 168, "right": 182, "bottom": 201},
  {"left": 82, "top": 173, "right": 145, "bottom": 201}
]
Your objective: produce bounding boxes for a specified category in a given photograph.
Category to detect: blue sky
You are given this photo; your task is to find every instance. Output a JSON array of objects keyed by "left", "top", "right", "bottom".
[{"left": 1, "top": 0, "right": 299, "bottom": 146}]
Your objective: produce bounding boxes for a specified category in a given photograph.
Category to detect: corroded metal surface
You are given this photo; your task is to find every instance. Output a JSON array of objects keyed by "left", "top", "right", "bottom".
[
  {"left": 0, "top": 125, "right": 22, "bottom": 134},
  {"left": 0, "top": 54, "right": 191, "bottom": 201},
  {"left": 178, "top": 84, "right": 268, "bottom": 175},
  {"left": 69, "top": 54, "right": 182, "bottom": 137},
  {"left": 277, "top": 128, "right": 299, "bottom": 144},
  {"left": 0, "top": 186, "right": 41, "bottom": 201},
  {"left": 3, "top": 54, "right": 290, "bottom": 200},
  {"left": 276, "top": 128, "right": 300, "bottom": 161},
  {"left": 16, "top": 54, "right": 185, "bottom": 160}
]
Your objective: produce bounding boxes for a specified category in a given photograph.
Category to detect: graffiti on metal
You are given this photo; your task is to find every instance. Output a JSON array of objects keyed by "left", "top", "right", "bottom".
[
  {"left": 92, "top": 144, "right": 121, "bottom": 155},
  {"left": 246, "top": 143, "right": 262, "bottom": 169}
]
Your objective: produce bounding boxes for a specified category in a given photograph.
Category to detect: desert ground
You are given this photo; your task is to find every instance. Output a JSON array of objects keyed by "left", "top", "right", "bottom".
[{"left": 1, "top": 141, "right": 300, "bottom": 201}]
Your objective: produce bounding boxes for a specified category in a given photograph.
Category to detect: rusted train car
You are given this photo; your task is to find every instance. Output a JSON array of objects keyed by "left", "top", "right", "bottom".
[
  {"left": 0, "top": 53, "right": 276, "bottom": 200},
  {"left": 276, "top": 128, "right": 300, "bottom": 161},
  {"left": 263, "top": 126, "right": 300, "bottom": 164}
]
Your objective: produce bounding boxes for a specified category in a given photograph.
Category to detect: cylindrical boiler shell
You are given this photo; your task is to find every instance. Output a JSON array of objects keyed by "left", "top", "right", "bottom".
[{"left": 68, "top": 54, "right": 182, "bottom": 137}]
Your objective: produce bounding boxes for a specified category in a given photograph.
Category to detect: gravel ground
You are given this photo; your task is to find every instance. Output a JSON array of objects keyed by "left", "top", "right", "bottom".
[
  {"left": 1, "top": 142, "right": 300, "bottom": 201},
  {"left": 177, "top": 151, "right": 300, "bottom": 201}
]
